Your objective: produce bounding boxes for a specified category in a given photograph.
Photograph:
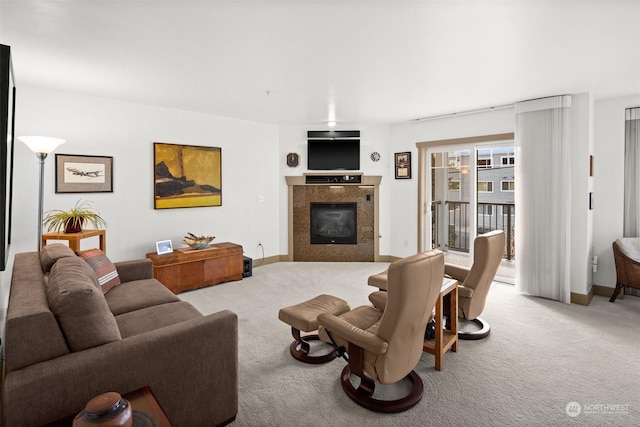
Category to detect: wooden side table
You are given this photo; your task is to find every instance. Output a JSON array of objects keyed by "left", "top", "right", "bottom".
[
  {"left": 42, "top": 229, "right": 106, "bottom": 253},
  {"left": 47, "top": 386, "right": 172, "bottom": 426},
  {"left": 125, "top": 387, "right": 172, "bottom": 426},
  {"left": 423, "top": 278, "right": 458, "bottom": 371}
]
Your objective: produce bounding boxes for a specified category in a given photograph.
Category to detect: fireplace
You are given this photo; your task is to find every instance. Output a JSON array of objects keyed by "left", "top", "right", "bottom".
[
  {"left": 310, "top": 202, "right": 357, "bottom": 244},
  {"left": 286, "top": 174, "right": 381, "bottom": 262}
]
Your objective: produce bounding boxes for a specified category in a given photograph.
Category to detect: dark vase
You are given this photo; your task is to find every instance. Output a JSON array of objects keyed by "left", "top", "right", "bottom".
[{"left": 64, "top": 217, "right": 84, "bottom": 233}]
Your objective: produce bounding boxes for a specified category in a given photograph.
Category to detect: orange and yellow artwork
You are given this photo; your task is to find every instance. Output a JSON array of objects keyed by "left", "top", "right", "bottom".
[{"left": 153, "top": 142, "right": 222, "bottom": 209}]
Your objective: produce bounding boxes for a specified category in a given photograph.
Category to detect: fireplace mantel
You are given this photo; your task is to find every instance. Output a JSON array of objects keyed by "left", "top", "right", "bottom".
[
  {"left": 285, "top": 173, "right": 382, "bottom": 187},
  {"left": 286, "top": 174, "right": 382, "bottom": 262}
]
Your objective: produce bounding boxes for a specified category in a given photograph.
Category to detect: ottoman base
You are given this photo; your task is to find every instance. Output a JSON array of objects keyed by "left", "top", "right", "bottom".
[
  {"left": 279, "top": 294, "right": 350, "bottom": 364},
  {"left": 289, "top": 327, "right": 337, "bottom": 364}
]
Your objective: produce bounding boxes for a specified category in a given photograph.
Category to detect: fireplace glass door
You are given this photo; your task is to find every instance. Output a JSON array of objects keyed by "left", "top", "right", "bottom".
[{"left": 310, "top": 202, "right": 357, "bottom": 244}]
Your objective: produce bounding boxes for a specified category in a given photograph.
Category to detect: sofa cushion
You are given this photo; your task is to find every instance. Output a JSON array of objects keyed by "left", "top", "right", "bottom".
[
  {"left": 115, "top": 301, "right": 203, "bottom": 338},
  {"left": 47, "top": 257, "right": 121, "bottom": 351},
  {"left": 105, "top": 279, "right": 180, "bottom": 316},
  {"left": 5, "top": 252, "right": 71, "bottom": 372},
  {"left": 77, "top": 248, "right": 121, "bottom": 294},
  {"left": 40, "top": 243, "right": 76, "bottom": 272}
]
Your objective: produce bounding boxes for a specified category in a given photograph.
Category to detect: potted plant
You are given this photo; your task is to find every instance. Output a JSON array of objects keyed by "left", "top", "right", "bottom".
[{"left": 43, "top": 200, "right": 107, "bottom": 233}]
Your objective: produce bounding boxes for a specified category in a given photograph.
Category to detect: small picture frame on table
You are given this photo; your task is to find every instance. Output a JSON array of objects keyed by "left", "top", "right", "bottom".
[
  {"left": 395, "top": 152, "right": 411, "bottom": 179},
  {"left": 155, "top": 240, "right": 173, "bottom": 255}
]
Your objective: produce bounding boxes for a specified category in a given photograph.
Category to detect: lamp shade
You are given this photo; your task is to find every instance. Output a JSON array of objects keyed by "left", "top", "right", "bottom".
[{"left": 18, "top": 136, "right": 66, "bottom": 154}]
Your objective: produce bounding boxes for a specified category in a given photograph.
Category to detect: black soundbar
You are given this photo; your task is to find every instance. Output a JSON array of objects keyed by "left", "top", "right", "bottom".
[
  {"left": 304, "top": 174, "right": 362, "bottom": 184},
  {"left": 307, "top": 130, "right": 360, "bottom": 139}
]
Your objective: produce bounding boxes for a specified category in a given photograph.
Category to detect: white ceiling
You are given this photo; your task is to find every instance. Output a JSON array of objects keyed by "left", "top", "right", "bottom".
[{"left": 1, "top": 1, "right": 639, "bottom": 126}]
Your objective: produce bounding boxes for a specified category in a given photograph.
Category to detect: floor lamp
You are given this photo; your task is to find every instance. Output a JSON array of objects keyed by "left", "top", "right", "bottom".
[{"left": 19, "top": 136, "right": 66, "bottom": 251}]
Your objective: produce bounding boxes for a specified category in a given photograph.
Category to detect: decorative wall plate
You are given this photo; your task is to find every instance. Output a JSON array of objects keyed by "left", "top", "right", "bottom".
[
  {"left": 370, "top": 152, "right": 381, "bottom": 162},
  {"left": 286, "top": 152, "right": 299, "bottom": 167}
]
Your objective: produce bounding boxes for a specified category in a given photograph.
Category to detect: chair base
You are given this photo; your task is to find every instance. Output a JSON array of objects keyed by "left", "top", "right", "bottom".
[
  {"left": 288, "top": 329, "right": 337, "bottom": 364},
  {"left": 458, "top": 317, "right": 491, "bottom": 340},
  {"left": 340, "top": 365, "right": 423, "bottom": 413}
]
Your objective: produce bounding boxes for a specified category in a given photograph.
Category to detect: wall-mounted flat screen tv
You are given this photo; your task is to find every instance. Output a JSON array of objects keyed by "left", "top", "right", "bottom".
[{"left": 307, "top": 130, "right": 360, "bottom": 171}]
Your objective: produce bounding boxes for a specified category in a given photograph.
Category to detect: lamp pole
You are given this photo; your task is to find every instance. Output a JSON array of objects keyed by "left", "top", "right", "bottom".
[
  {"left": 36, "top": 152, "right": 47, "bottom": 251},
  {"left": 18, "top": 136, "right": 66, "bottom": 251}
]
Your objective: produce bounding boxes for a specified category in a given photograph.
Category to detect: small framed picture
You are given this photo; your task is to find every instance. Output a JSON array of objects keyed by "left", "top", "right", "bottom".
[
  {"left": 395, "top": 152, "right": 411, "bottom": 179},
  {"left": 55, "top": 154, "right": 113, "bottom": 193},
  {"left": 155, "top": 240, "right": 173, "bottom": 255}
]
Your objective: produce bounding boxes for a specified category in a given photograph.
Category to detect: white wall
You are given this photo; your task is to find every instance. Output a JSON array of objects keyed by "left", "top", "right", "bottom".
[
  {"left": 569, "top": 93, "right": 593, "bottom": 296},
  {"left": 0, "top": 86, "right": 281, "bottom": 342},
  {"left": 388, "top": 108, "right": 515, "bottom": 258},
  {"left": 593, "top": 93, "right": 640, "bottom": 288},
  {"left": 278, "top": 125, "right": 392, "bottom": 256}
]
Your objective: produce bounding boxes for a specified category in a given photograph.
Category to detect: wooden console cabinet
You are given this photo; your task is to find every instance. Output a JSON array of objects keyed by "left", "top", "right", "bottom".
[{"left": 146, "top": 242, "right": 243, "bottom": 294}]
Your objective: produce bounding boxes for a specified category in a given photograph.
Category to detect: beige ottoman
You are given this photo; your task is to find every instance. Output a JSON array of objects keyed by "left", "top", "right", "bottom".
[{"left": 278, "top": 294, "right": 350, "bottom": 364}]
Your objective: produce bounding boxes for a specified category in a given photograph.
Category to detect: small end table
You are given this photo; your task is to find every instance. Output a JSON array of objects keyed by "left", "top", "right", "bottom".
[
  {"left": 423, "top": 278, "right": 458, "bottom": 371},
  {"left": 42, "top": 229, "right": 106, "bottom": 253},
  {"left": 47, "top": 386, "right": 172, "bottom": 426}
]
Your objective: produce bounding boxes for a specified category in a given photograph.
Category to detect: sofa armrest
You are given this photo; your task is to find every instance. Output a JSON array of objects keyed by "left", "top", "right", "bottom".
[
  {"left": 2, "top": 309, "right": 238, "bottom": 427},
  {"left": 114, "top": 259, "right": 153, "bottom": 282}
]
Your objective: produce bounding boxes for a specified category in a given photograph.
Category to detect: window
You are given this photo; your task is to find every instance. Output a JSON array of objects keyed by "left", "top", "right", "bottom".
[
  {"left": 501, "top": 180, "right": 515, "bottom": 192},
  {"left": 477, "top": 181, "right": 493, "bottom": 192},
  {"left": 478, "top": 204, "right": 493, "bottom": 215},
  {"left": 448, "top": 180, "right": 461, "bottom": 191},
  {"left": 501, "top": 155, "right": 515, "bottom": 165},
  {"left": 477, "top": 158, "right": 492, "bottom": 169}
]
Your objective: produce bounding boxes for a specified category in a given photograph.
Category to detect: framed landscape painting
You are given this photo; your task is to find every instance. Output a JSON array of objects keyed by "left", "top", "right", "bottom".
[{"left": 154, "top": 142, "right": 222, "bottom": 209}]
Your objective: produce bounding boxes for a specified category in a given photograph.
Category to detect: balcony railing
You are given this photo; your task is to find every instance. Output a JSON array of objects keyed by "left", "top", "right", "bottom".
[{"left": 432, "top": 201, "right": 515, "bottom": 260}]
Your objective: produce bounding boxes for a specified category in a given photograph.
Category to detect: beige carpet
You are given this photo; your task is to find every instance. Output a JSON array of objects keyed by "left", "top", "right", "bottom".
[{"left": 179, "top": 262, "right": 640, "bottom": 427}]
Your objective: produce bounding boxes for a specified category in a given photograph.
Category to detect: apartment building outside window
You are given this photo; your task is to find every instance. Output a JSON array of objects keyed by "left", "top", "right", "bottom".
[
  {"left": 477, "top": 158, "right": 492, "bottom": 169},
  {"left": 501, "top": 180, "right": 515, "bottom": 192},
  {"left": 501, "top": 155, "right": 515, "bottom": 165},
  {"left": 478, "top": 181, "right": 493, "bottom": 192}
]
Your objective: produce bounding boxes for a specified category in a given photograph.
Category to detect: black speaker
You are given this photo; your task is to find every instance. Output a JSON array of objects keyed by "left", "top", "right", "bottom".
[{"left": 243, "top": 256, "right": 253, "bottom": 278}]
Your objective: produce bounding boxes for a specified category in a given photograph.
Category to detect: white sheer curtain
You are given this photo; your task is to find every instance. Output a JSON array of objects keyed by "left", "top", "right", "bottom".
[
  {"left": 515, "top": 95, "right": 572, "bottom": 303},
  {"left": 624, "top": 107, "right": 640, "bottom": 237}
]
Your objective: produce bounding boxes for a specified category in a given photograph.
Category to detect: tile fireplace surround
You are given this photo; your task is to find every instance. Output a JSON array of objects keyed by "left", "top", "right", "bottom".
[{"left": 285, "top": 174, "right": 382, "bottom": 262}]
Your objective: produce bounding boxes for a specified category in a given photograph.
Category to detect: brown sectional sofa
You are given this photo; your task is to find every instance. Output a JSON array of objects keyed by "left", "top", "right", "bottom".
[{"left": 2, "top": 244, "right": 238, "bottom": 426}]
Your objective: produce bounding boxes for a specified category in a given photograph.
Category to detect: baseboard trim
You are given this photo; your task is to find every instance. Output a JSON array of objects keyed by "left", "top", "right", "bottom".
[
  {"left": 592, "top": 284, "right": 616, "bottom": 298},
  {"left": 570, "top": 288, "right": 594, "bottom": 306},
  {"left": 250, "top": 255, "right": 281, "bottom": 268},
  {"left": 272, "top": 255, "right": 397, "bottom": 263}
]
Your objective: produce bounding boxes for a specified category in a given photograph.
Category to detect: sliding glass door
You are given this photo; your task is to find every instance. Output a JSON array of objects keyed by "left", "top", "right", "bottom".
[{"left": 421, "top": 139, "right": 515, "bottom": 283}]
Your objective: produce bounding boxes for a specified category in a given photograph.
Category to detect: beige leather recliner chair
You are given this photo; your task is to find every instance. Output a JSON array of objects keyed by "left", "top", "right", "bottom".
[
  {"left": 368, "top": 230, "right": 505, "bottom": 340},
  {"left": 443, "top": 229, "right": 505, "bottom": 339},
  {"left": 317, "top": 250, "right": 444, "bottom": 412}
]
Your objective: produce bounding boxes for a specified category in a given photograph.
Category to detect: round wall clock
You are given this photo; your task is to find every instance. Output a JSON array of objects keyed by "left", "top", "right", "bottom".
[
  {"left": 286, "top": 152, "right": 299, "bottom": 167},
  {"left": 370, "top": 152, "right": 381, "bottom": 162}
]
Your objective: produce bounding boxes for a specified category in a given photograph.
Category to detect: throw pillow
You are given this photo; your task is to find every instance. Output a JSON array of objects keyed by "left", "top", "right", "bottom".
[
  {"left": 77, "top": 248, "right": 121, "bottom": 294},
  {"left": 47, "top": 256, "right": 121, "bottom": 351},
  {"left": 40, "top": 244, "right": 76, "bottom": 273}
]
